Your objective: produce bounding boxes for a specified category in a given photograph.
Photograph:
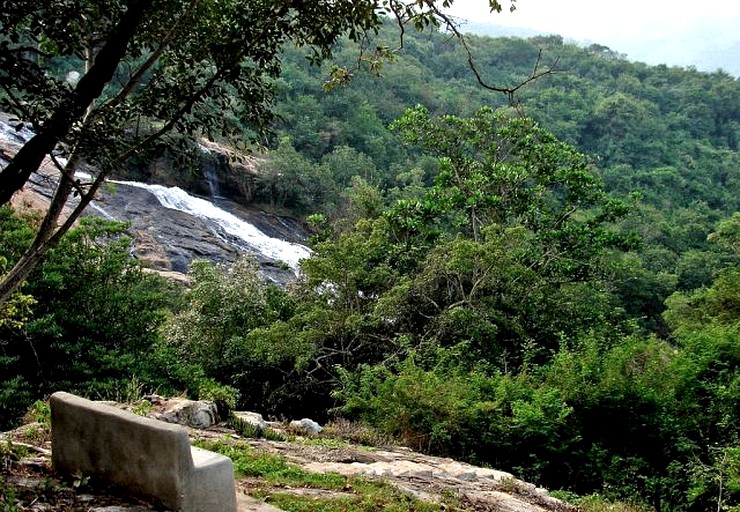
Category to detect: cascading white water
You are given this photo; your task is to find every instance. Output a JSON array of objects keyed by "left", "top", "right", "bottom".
[
  {"left": 109, "top": 180, "right": 311, "bottom": 273},
  {"left": 0, "top": 118, "right": 312, "bottom": 275}
]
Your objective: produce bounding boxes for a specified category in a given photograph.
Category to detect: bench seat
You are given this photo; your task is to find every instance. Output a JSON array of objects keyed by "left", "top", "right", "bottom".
[{"left": 50, "top": 391, "right": 237, "bottom": 512}]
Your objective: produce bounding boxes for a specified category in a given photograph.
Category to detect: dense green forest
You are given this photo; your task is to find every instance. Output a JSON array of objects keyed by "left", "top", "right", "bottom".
[{"left": 2, "top": 21, "right": 740, "bottom": 511}]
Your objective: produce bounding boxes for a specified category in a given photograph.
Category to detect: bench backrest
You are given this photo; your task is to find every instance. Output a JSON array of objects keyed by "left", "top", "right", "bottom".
[{"left": 51, "top": 391, "right": 193, "bottom": 510}]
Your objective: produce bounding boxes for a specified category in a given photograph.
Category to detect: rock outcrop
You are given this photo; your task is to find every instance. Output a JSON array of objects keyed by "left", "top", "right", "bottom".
[
  {"left": 154, "top": 398, "right": 221, "bottom": 429},
  {"left": 2, "top": 404, "right": 577, "bottom": 512},
  {"left": 289, "top": 418, "right": 323, "bottom": 436},
  {"left": 232, "top": 411, "right": 269, "bottom": 430}
]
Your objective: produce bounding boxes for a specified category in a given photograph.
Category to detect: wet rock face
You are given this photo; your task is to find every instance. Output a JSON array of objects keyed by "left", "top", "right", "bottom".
[
  {"left": 92, "top": 182, "right": 310, "bottom": 286},
  {"left": 1, "top": 117, "right": 311, "bottom": 286},
  {"left": 97, "top": 141, "right": 312, "bottom": 285},
  {"left": 123, "top": 141, "right": 260, "bottom": 208},
  {"left": 95, "top": 184, "right": 240, "bottom": 272}
]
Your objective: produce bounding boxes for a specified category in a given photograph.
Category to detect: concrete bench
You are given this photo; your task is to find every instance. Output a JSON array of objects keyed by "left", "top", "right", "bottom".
[{"left": 50, "top": 391, "right": 237, "bottom": 512}]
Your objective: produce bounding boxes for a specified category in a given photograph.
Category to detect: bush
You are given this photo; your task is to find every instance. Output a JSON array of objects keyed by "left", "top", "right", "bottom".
[
  {"left": 0, "top": 214, "right": 181, "bottom": 427},
  {"left": 337, "top": 356, "right": 576, "bottom": 480},
  {"left": 160, "top": 257, "right": 318, "bottom": 416}
]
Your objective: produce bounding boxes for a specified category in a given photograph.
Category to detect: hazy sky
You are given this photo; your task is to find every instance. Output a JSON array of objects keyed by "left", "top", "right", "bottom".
[{"left": 445, "top": 0, "right": 740, "bottom": 75}]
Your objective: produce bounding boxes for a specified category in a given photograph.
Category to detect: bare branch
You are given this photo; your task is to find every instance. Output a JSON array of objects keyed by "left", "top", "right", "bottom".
[
  {"left": 135, "top": 69, "right": 223, "bottom": 150},
  {"left": 49, "top": 154, "right": 90, "bottom": 199},
  {"left": 47, "top": 167, "right": 109, "bottom": 248},
  {"left": 389, "top": 2, "right": 408, "bottom": 52},
  {"left": 427, "top": 7, "right": 558, "bottom": 106}
]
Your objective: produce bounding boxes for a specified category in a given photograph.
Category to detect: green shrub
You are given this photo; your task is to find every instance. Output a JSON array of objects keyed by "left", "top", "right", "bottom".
[
  {"left": 25, "top": 400, "right": 50, "bottom": 428},
  {"left": 198, "top": 380, "right": 239, "bottom": 413},
  {"left": 0, "top": 213, "right": 181, "bottom": 428},
  {"left": 338, "top": 356, "right": 575, "bottom": 479}
]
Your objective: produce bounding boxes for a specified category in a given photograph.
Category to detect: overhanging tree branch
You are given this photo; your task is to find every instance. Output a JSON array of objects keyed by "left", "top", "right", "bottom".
[
  {"left": 0, "top": 0, "right": 553, "bottom": 308},
  {"left": 0, "top": 0, "right": 154, "bottom": 206},
  {"left": 101, "top": 0, "right": 202, "bottom": 112}
]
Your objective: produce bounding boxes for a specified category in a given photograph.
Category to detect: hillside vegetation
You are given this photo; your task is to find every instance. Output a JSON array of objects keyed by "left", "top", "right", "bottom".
[{"left": 2, "top": 22, "right": 739, "bottom": 511}]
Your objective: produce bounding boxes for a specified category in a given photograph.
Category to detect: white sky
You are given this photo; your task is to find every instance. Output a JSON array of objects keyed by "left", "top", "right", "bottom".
[{"left": 444, "top": 0, "right": 740, "bottom": 75}]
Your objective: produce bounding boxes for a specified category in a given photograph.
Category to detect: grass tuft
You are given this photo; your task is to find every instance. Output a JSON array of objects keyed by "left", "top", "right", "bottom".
[
  {"left": 319, "top": 418, "right": 394, "bottom": 448},
  {"left": 226, "top": 414, "right": 285, "bottom": 441}
]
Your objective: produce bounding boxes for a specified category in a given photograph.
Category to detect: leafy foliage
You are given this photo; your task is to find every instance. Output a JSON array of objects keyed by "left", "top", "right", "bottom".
[
  {"left": 160, "top": 257, "right": 313, "bottom": 414},
  {"left": 268, "top": 25, "right": 739, "bottom": 314},
  {"left": 0, "top": 210, "right": 178, "bottom": 429}
]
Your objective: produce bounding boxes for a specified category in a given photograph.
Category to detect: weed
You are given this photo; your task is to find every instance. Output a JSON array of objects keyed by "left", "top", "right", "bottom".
[
  {"left": 72, "top": 471, "right": 90, "bottom": 490},
  {"left": 1, "top": 442, "right": 48, "bottom": 512},
  {"left": 131, "top": 399, "right": 153, "bottom": 417},
  {"left": 251, "top": 479, "right": 445, "bottom": 511},
  {"left": 556, "top": 493, "right": 652, "bottom": 512},
  {"left": 439, "top": 488, "right": 463, "bottom": 508},
  {"left": 37, "top": 476, "right": 61, "bottom": 501},
  {"left": 200, "top": 439, "right": 346, "bottom": 487},
  {"left": 549, "top": 489, "right": 581, "bottom": 503},
  {"left": 120, "top": 376, "right": 146, "bottom": 404},
  {"left": 275, "top": 260, "right": 291, "bottom": 271},
  {"left": 227, "top": 414, "right": 285, "bottom": 441},
  {"left": 320, "top": 419, "right": 394, "bottom": 448},
  {"left": 195, "top": 438, "right": 448, "bottom": 511},
  {"left": 23, "top": 400, "right": 51, "bottom": 428},
  {"left": 496, "top": 476, "right": 524, "bottom": 494},
  {"left": 1, "top": 441, "right": 28, "bottom": 471},
  {"left": 0, "top": 481, "right": 19, "bottom": 512},
  {"left": 227, "top": 415, "right": 262, "bottom": 438},
  {"left": 294, "top": 437, "right": 353, "bottom": 449}
]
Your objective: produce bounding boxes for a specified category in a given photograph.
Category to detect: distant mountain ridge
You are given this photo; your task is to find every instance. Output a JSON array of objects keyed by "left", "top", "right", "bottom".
[{"left": 458, "top": 21, "right": 740, "bottom": 77}]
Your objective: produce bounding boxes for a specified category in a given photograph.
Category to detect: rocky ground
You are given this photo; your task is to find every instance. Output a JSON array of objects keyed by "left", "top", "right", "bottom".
[
  {"left": 1, "top": 399, "right": 577, "bottom": 512},
  {"left": 227, "top": 436, "right": 576, "bottom": 512}
]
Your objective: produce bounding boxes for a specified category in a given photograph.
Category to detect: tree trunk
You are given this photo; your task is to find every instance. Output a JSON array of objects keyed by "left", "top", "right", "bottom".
[
  {"left": 0, "top": 248, "right": 47, "bottom": 305},
  {"left": 0, "top": 166, "right": 107, "bottom": 305},
  {"left": 0, "top": 0, "right": 153, "bottom": 206}
]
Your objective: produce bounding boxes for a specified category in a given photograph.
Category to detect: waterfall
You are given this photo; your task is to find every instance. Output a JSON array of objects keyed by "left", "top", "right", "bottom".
[
  {"left": 109, "top": 180, "right": 311, "bottom": 273},
  {"left": 203, "top": 165, "right": 221, "bottom": 199},
  {"left": 87, "top": 202, "right": 116, "bottom": 220},
  {"left": 198, "top": 143, "right": 222, "bottom": 198},
  {"left": 1, "top": 118, "right": 310, "bottom": 275}
]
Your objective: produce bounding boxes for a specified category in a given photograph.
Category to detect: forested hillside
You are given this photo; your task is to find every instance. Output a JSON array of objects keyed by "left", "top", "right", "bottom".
[
  {"left": 2, "top": 19, "right": 739, "bottom": 512},
  {"left": 266, "top": 26, "right": 739, "bottom": 306}
]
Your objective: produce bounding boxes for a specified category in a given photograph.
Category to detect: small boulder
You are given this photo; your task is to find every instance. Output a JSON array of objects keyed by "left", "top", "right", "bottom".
[
  {"left": 289, "top": 418, "right": 322, "bottom": 436},
  {"left": 156, "top": 398, "right": 219, "bottom": 429},
  {"left": 232, "top": 411, "right": 268, "bottom": 430}
]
